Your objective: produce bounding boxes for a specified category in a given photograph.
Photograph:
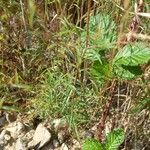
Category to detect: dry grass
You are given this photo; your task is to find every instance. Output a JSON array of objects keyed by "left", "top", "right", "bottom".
[{"left": 0, "top": 0, "right": 150, "bottom": 149}]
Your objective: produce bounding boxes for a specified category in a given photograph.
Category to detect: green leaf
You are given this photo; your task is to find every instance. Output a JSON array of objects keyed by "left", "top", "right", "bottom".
[
  {"left": 85, "top": 48, "right": 102, "bottom": 63},
  {"left": 113, "top": 42, "right": 150, "bottom": 66},
  {"left": 82, "top": 138, "right": 104, "bottom": 150},
  {"left": 105, "top": 128, "right": 125, "bottom": 150},
  {"left": 90, "top": 61, "right": 112, "bottom": 85},
  {"left": 81, "top": 13, "right": 117, "bottom": 52},
  {"left": 113, "top": 65, "right": 143, "bottom": 79},
  {"left": 0, "top": 105, "right": 21, "bottom": 112}
]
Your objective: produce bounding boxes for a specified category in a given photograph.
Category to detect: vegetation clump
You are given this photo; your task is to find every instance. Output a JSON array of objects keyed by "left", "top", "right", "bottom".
[{"left": 0, "top": 0, "right": 150, "bottom": 149}]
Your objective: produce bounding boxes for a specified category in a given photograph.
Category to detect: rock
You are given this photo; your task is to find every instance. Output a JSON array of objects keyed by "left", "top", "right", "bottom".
[
  {"left": 0, "top": 130, "right": 12, "bottom": 147},
  {"left": 0, "top": 115, "right": 6, "bottom": 126},
  {"left": 4, "top": 134, "right": 11, "bottom": 141},
  {"left": 51, "top": 119, "right": 67, "bottom": 132},
  {"left": 28, "top": 123, "right": 51, "bottom": 149},
  {"left": 24, "top": 129, "right": 35, "bottom": 141},
  {"left": 5, "top": 122, "right": 25, "bottom": 138},
  {"left": 71, "top": 139, "right": 81, "bottom": 150},
  {"left": 5, "top": 143, "right": 15, "bottom": 150},
  {"left": 0, "top": 130, "right": 7, "bottom": 146},
  {"left": 15, "top": 138, "right": 27, "bottom": 150},
  {"left": 53, "top": 139, "right": 60, "bottom": 148},
  {"left": 58, "top": 130, "right": 69, "bottom": 144},
  {"left": 61, "top": 143, "right": 69, "bottom": 150},
  {"left": 84, "top": 130, "right": 94, "bottom": 139}
]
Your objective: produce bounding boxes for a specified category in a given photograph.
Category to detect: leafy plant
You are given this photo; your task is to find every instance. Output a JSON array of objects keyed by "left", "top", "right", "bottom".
[
  {"left": 83, "top": 138, "right": 104, "bottom": 150},
  {"left": 105, "top": 128, "right": 125, "bottom": 150},
  {"left": 113, "top": 42, "right": 150, "bottom": 79},
  {"left": 82, "top": 128, "right": 125, "bottom": 150},
  {"left": 81, "top": 13, "right": 150, "bottom": 81},
  {"left": 81, "top": 13, "right": 117, "bottom": 63}
]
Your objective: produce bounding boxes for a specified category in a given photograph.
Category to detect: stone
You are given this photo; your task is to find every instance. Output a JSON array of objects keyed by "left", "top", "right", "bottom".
[
  {"left": 4, "top": 134, "right": 11, "bottom": 141},
  {"left": 5, "top": 143, "right": 15, "bottom": 150},
  {"left": 15, "top": 138, "right": 27, "bottom": 150},
  {"left": 28, "top": 123, "right": 51, "bottom": 149},
  {"left": 53, "top": 139, "right": 60, "bottom": 148},
  {"left": 58, "top": 130, "right": 68, "bottom": 144},
  {"left": 5, "top": 122, "right": 25, "bottom": 138},
  {"left": 61, "top": 143, "right": 69, "bottom": 150},
  {"left": 0, "top": 115, "right": 6, "bottom": 126},
  {"left": 0, "top": 130, "right": 12, "bottom": 147},
  {"left": 24, "top": 129, "right": 35, "bottom": 141},
  {"left": 84, "top": 130, "right": 94, "bottom": 139},
  {"left": 0, "top": 130, "right": 7, "bottom": 146},
  {"left": 71, "top": 139, "right": 81, "bottom": 150},
  {"left": 51, "top": 119, "right": 67, "bottom": 132}
]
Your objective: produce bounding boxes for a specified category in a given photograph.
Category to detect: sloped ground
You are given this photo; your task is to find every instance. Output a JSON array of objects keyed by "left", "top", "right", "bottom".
[{"left": 0, "top": 0, "right": 150, "bottom": 150}]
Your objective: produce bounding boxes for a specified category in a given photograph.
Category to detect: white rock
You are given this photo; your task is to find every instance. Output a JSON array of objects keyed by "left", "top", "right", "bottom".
[
  {"left": 61, "top": 143, "right": 69, "bottom": 150},
  {"left": 0, "top": 130, "right": 7, "bottom": 146},
  {"left": 5, "top": 122, "right": 24, "bottom": 138},
  {"left": 24, "top": 129, "right": 35, "bottom": 141},
  {"left": 71, "top": 139, "right": 81, "bottom": 150},
  {"left": 51, "top": 119, "right": 67, "bottom": 131},
  {"left": 53, "top": 139, "right": 60, "bottom": 148},
  {"left": 15, "top": 138, "right": 27, "bottom": 150},
  {"left": 4, "top": 134, "right": 11, "bottom": 141},
  {"left": 5, "top": 143, "right": 15, "bottom": 150},
  {"left": 0, "top": 115, "right": 6, "bottom": 126},
  {"left": 58, "top": 130, "right": 67, "bottom": 144},
  {"left": 28, "top": 123, "right": 51, "bottom": 149}
]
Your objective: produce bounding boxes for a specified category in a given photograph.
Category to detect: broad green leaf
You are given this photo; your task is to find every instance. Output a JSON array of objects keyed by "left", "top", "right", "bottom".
[
  {"left": 90, "top": 61, "right": 111, "bottom": 79},
  {"left": 113, "top": 42, "right": 150, "bottom": 66},
  {"left": 105, "top": 128, "right": 125, "bottom": 150},
  {"left": 90, "top": 61, "right": 112, "bottom": 86},
  {"left": 82, "top": 138, "right": 104, "bottom": 150},
  {"left": 81, "top": 13, "right": 117, "bottom": 52},
  {"left": 113, "top": 65, "right": 143, "bottom": 79},
  {"left": 85, "top": 49, "right": 102, "bottom": 63}
]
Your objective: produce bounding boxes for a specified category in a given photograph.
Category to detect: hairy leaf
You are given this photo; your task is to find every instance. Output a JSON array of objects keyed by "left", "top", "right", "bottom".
[
  {"left": 113, "top": 42, "right": 150, "bottom": 66},
  {"left": 105, "top": 128, "right": 125, "bottom": 150},
  {"left": 82, "top": 138, "right": 104, "bottom": 150},
  {"left": 82, "top": 13, "right": 117, "bottom": 62},
  {"left": 113, "top": 65, "right": 143, "bottom": 79}
]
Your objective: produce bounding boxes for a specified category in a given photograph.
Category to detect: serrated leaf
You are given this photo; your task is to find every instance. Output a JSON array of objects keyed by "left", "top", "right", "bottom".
[
  {"left": 105, "top": 128, "right": 125, "bottom": 150},
  {"left": 90, "top": 61, "right": 112, "bottom": 86},
  {"left": 113, "top": 65, "right": 143, "bottom": 79},
  {"left": 85, "top": 49, "right": 102, "bottom": 63},
  {"left": 81, "top": 13, "right": 116, "bottom": 52},
  {"left": 82, "top": 138, "right": 104, "bottom": 150},
  {"left": 113, "top": 42, "right": 150, "bottom": 66},
  {"left": 91, "top": 61, "right": 111, "bottom": 78}
]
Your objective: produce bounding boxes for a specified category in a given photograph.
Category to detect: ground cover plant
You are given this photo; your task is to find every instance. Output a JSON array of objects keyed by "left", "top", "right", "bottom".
[{"left": 0, "top": 0, "right": 150, "bottom": 149}]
